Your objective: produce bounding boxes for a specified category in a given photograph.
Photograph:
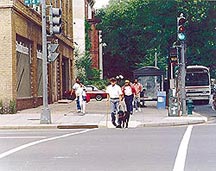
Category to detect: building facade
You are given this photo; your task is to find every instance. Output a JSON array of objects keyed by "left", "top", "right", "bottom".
[
  {"left": 0, "top": 0, "right": 74, "bottom": 111},
  {"left": 86, "top": 0, "right": 103, "bottom": 78},
  {"left": 73, "top": 0, "right": 102, "bottom": 75}
]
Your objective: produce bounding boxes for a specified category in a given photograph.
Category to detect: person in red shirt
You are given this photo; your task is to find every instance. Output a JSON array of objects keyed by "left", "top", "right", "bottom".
[{"left": 122, "top": 80, "right": 136, "bottom": 115}]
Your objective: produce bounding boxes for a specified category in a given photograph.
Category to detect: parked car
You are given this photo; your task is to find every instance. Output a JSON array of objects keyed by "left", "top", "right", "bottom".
[
  {"left": 63, "top": 85, "right": 107, "bottom": 101},
  {"left": 85, "top": 85, "right": 107, "bottom": 101}
]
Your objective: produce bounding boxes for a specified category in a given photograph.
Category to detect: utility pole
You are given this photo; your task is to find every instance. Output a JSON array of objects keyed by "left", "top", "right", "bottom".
[{"left": 40, "top": 0, "right": 51, "bottom": 124}]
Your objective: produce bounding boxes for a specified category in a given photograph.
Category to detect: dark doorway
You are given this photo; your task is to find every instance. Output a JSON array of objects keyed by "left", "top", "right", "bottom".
[{"left": 62, "top": 57, "right": 69, "bottom": 96}]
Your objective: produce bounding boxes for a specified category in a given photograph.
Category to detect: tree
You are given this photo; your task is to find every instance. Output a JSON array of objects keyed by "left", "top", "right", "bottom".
[{"left": 96, "top": 0, "right": 216, "bottom": 79}]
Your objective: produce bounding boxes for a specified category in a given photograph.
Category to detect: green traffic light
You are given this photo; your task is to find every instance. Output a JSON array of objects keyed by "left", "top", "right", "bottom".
[{"left": 178, "top": 33, "right": 186, "bottom": 41}]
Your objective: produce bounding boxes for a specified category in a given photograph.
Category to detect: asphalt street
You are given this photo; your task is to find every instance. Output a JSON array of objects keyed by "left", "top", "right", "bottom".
[{"left": 0, "top": 124, "right": 216, "bottom": 171}]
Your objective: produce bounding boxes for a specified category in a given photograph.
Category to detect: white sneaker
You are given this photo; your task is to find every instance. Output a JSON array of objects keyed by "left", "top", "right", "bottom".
[
  {"left": 135, "top": 110, "right": 138, "bottom": 112},
  {"left": 138, "top": 108, "right": 141, "bottom": 112}
]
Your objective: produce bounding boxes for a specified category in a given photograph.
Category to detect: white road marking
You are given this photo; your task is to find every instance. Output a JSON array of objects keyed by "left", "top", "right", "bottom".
[
  {"left": 0, "top": 129, "right": 95, "bottom": 159},
  {"left": 0, "top": 136, "right": 46, "bottom": 139},
  {"left": 173, "top": 125, "right": 193, "bottom": 171}
]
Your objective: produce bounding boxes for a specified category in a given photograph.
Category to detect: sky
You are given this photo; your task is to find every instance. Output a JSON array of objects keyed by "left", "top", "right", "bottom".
[{"left": 94, "top": 0, "right": 109, "bottom": 9}]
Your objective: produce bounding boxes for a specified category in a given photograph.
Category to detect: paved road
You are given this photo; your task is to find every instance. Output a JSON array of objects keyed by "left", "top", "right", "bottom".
[{"left": 0, "top": 125, "right": 216, "bottom": 171}]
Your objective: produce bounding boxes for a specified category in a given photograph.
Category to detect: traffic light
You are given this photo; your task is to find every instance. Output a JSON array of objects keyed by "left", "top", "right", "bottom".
[
  {"left": 50, "top": 8, "right": 62, "bottom": 35},
  {"left": 174, "top": 65, "right": 180, "bottom": 78},
  {"left": 168, "top": 47, "right": 179, "bottom": 80},
  {"left": 169, "top": 47, "right": 178, "bottom": 64},
  {"left": 177, "top": 13, "right": 186, "bottom": 41},
  {"left": 48, "top": 43, "right": 59, "bottom": 62}
]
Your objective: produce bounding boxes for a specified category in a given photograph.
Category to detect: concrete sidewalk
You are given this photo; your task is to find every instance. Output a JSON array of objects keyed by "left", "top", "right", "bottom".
[{"left": 0, "top": 100, "right": 207, "bottom": 129}]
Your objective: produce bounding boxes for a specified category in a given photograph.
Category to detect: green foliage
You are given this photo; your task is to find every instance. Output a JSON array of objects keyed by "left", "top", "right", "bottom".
[
  {"left": 75, "top": 51, "right": 104, "bottom": 86},
  {"left": 0, "top": 100, "right": 3, "bottom": 114},
  {"left": 85, "top": 19, "right": 92, "bottom": 51},
  {"left": 9, "top": 100, "right": 16, "bottom": 114},
  {"left": 96, "top": 0, "right": 216, "bottom": 79},
  {"left": 0, "top": 99, "right": 16, "bottom": 114},
  {"left": 88, "top": 79, "right": 109, "bottom": 90}
]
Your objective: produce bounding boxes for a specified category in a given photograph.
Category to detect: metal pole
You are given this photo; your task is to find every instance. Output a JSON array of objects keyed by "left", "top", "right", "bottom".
[
  {"left": 99, "top": 30, "right": 103, "bottom": 79},
  {"left": 155, "top": 52, "right": 157, "bottom": 67},
  {"left": 180, "top": 42, "right": 186, "bottom": 115},
  {"left": 40, "top": 0, "right": 51, "bottom": 124}
]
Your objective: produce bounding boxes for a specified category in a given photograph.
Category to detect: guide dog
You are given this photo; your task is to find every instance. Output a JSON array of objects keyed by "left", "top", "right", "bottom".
[{"left": 116, "top": 110, "right": 130, "bottom": 128}]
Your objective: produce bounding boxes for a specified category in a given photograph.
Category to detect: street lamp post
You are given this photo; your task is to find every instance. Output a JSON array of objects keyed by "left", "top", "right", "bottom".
[{"left": 40, "top": 0, "right": 51, "bottom": 124}]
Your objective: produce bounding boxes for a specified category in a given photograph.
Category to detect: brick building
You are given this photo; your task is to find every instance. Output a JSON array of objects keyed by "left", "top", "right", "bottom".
[
  {"left": 73, "top": 0, "right": 101, "bottom": 73},
  {"left": 0, "top": 0, "right": 74, "bottom": 111},
  {"left": 85, "top": 0, "right": 102, "bottom": 76}
]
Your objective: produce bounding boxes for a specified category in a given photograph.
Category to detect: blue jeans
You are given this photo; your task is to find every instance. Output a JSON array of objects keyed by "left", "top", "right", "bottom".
[
  {"left": 124, "top": 95, "right": 133, "bottom": 114},
  {"left": 76, "top": 96, "right": 81, "bottom": 110},
  {"left": 134, "top": 96, "right": 140, "bottom": 110},
  {"left": 110, "top": 99, "right": 120, "bottom": 126}
]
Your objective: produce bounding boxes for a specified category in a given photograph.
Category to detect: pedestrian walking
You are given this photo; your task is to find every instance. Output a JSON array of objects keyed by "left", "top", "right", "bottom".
[
  {"left": 133, "top": 79, "right": 143, "bottom": 112},
  {"left": 71, "top": 77, "right": 81, "bottom": 112},
  {"left": 122, "top": 80, "right": 136, "bottom": 115},
  {"left": 106, "top": 77, "right": 123, "bottom": 127},
  {"left": 76, "top": 83, "right": 87, "bottom": 114}
]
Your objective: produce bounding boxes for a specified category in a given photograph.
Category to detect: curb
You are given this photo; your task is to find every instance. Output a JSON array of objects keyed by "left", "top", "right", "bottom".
[
  {"left": 57, "top": 125, "right": 98, "bottom": 129},
  {"left": 0, "top": 124, "right": 98, "bottom": 130},
  {"left": 139, "top": 120, "right": 207, "bottom": 127},
  {"left": 0, "top": 125, "right": 58, "bottom": 129},
  {"left": 0, "top": 120, "right": 207, "bottom": 129}
]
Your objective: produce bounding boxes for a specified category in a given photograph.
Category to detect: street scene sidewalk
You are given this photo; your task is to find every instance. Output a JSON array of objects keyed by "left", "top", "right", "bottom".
[{"left": 0, "top": 100, "right": 207, "bottom": 129}]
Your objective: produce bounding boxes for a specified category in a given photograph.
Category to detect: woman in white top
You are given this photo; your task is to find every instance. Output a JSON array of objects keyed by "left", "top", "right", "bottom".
[
  {"left": 76, "top": 83, "right": 87, "bottom": 114},
  {"left": 71, "top": 78, "right": 81, "bottom": 112}
]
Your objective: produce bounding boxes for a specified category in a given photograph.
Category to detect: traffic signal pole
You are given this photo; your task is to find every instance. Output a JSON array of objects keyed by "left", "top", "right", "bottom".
[
  {"left": 180, "top": 42, "right": 187, "bottom": 115},
  {"left": 176, "top": 13, "right": 187, "bottom": 115},
  {"left": 40, "top": 0, "right": 51, "bottom": 124}
]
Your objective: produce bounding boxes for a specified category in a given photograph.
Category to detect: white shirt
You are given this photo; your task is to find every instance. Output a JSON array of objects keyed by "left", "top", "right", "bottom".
[
  {"left": 76, "top": 86, "right": 86, "bottom": 97},
  {"left": 106, "top": 84, "right": 122, "bottom": 98},
  {"left": 72, "top": 83, "right": 81, "bottom": 96},
  {"left": 124, "top": 86, "right": 133, "bottom": 96}
]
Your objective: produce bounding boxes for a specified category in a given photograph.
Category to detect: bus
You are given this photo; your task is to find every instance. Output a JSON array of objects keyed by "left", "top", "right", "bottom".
[{"left": 185, "top": 65, "right": 211, "bottom": 105}]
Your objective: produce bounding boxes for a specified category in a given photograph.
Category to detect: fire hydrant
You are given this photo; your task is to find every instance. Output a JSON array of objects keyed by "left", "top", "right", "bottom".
[{"left": 187, "top": 99, "right": 194, "bottom": 115}]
